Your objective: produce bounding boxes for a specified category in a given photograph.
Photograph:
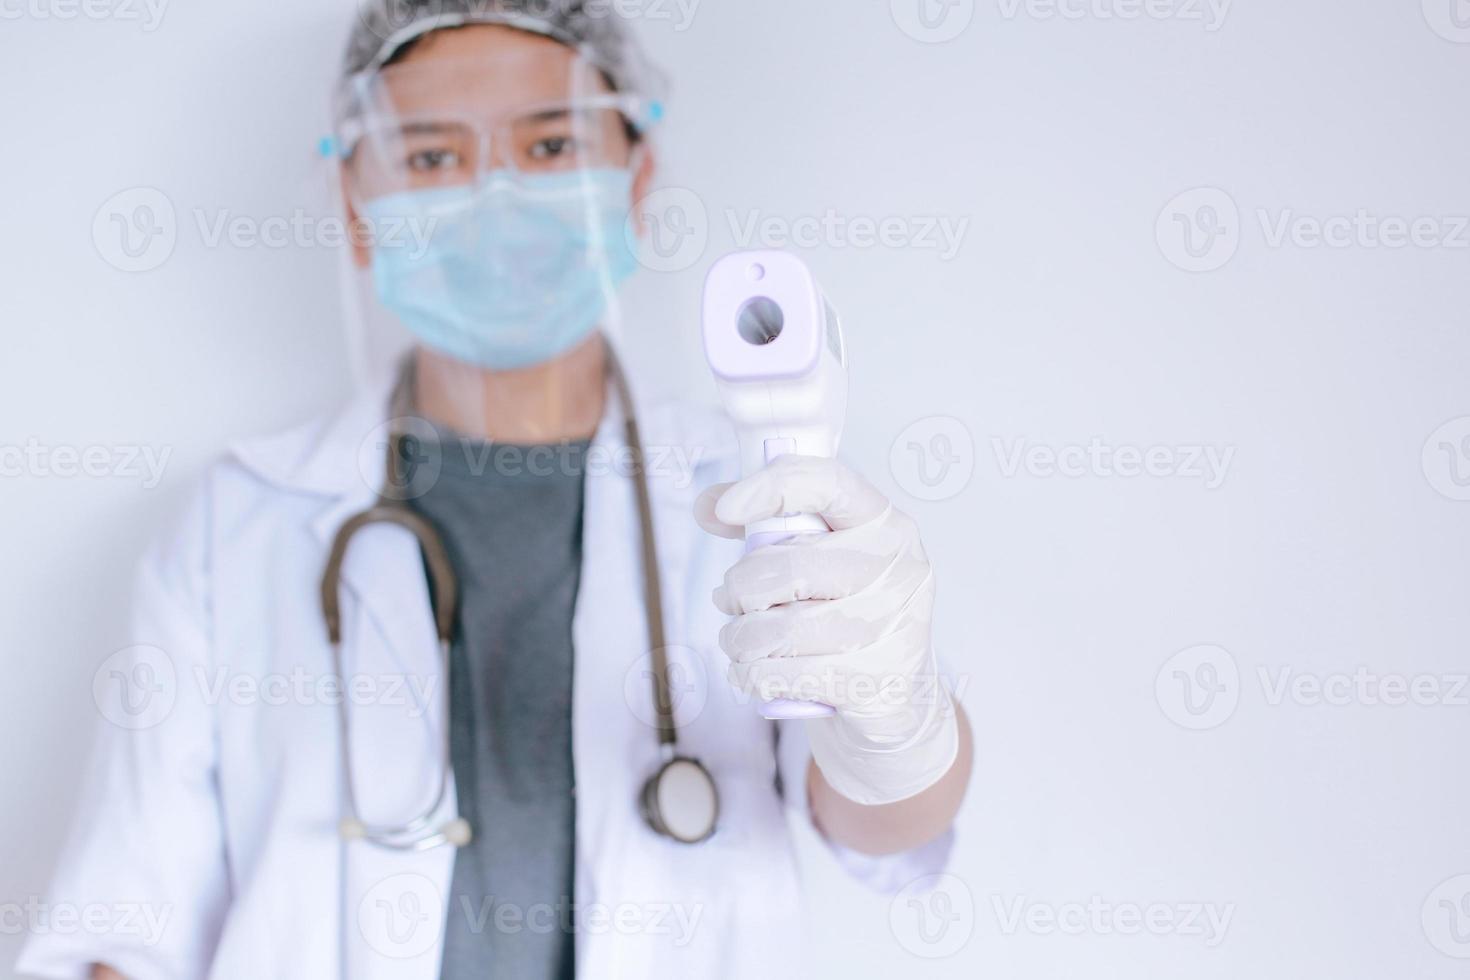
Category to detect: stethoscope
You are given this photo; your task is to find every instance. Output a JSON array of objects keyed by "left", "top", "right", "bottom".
[{"left": 319, "top": 355, "right": 720, "bottom": 851}]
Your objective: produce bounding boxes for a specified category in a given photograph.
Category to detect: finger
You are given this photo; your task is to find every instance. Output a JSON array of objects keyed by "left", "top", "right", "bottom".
[
  {"left": 717, "top": 595, "right": 900, "bottom": 664},
  {"left": 712, "top": 518, "right": 917, "bottom": 616},
  {"left": 694, "top": 482, "right": 743, "bottom": 539},
  {"left": 726, "top": 624, "right": 935, "bottom": 714},
  {"left": 711, "top": 533, "right": 890, "bottom": 615},
  {"left": 713, "top": 456, "right": 889, "bottom": 531},
  {"left": 727, "top": 655, "right": 846, "bottom": 707}
]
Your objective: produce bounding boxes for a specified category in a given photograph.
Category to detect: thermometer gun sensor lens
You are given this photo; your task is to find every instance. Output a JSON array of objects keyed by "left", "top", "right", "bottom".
[{"left": 737, "top": 297, "right": 784, "bottom": 346}]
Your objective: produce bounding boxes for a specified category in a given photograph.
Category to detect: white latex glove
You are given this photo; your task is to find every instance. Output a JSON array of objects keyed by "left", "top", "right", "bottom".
[{"left": 695, "top": 455, "right": 959, "bottom": 806}]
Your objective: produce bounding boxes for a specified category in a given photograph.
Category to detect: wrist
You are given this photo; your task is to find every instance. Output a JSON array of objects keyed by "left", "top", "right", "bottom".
[{"left": 807, "top": 682, "right": 961, "bottom": 806}]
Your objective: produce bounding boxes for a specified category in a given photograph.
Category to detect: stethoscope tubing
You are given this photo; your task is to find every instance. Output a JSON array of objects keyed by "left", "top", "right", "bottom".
[{"left": 321, "top": 352, "right": 710, "bottom": 852}]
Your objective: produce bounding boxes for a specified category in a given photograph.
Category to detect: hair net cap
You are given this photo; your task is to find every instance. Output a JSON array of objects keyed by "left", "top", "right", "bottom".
[{"left": 342, "top": 0, "right": 668, "bottom": 103}]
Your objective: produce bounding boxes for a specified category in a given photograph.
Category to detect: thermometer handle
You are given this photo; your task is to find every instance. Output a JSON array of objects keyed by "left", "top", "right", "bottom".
[{"left": 744, "top": 530, "right": 837, "bottom": 720}]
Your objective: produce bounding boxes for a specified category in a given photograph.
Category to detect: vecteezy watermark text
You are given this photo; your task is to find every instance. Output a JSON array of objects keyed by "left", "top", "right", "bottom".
[
  {"left": 1156, "top": 644, "right": 1470, "bottom": 731},
  {"left": 92, "top": 187, "right": 440, "bottom": 274},
  {"left": 1158, "top": 187, "right": 1470, "bottom": 272},
  {"left": 991, "top": 895, "right": 1235, "bottom": 946},
  {"left": 453, "top": 896, "right": 703, "bottom": 945},
  {"left": 727, "top": 209, "right": 970, "bottom": 261},
  {"left": 625, "top": 187, "right": 973, "bottom": 273},
  {"left": 365, "top": 419, "right": 708, "bottom": 503},
  {"left": 1258, "top": 667, "right": 1469, "bottom": 708},
  {"left": 0, "top": 0, "right": 167, "bottom": 30},
  {"left": 992, "top": 437, "right": 1235, "bottom": 489},
  {"left": 192, "top": 208, "right": 436, "bottom": 258},
  {"left": 194, "top": 666, "right": 439, "bottom": 718},
  {"left": 996, "top": 0, "right": 1231, "bottom": 31},
  {"left": 1258, "top": 209, "right": 1470, "bottom": 251},
  {"left": 0, "top": 897, "right": 172, "bottom": 947},
  {"left": 0, "top": 439, "right": 171, "bottom": 489},
  {"left": 365, "top": 0, "right": 703, "bottom": 35},
  {"left": 356, "top": 872, "right": 704, "bottom": 960}
]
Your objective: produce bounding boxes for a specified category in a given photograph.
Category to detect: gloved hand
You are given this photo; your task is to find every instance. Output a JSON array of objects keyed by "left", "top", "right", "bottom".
[{"left": 695, "top": 455, "right": 959, "bottom": 806}]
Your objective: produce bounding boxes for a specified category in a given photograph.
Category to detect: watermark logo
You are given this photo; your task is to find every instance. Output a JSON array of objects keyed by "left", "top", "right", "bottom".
[
  {"left": 1160, "top": 650, "right": 1469, "bottom": 726},
  {"left": 192, "top": 207, "right": 434, "bottom": 257},
  {"left": 1422, "top": 417, "right": 1470, "bottom": 502},
  {"left": 891, "top": 0, "right": 976, "bottom": 43},
  {"left": 359, "top": 873, "right": 443, "bottom": 960},
  {"left": 1422, "top": 0, "right": 1470, "bottom": 42},
  {"left": 890, "top": 873, "right": 975, "bottom": 957},
  {"left": 624, "top": 644, "right": 710, "bottom": 730},
  {"left": 1157, "top": 187, "right": 1240, "bottom": 273},
  {"left": 1161, "top": 189, "right": 1470, "bottom": 271},
  {"left": 1155, "top": 644, "right": 1239, "bottom": 730},
  {"left": 628, "top": 187, "right": 709, "bottom": 273},
  {"left": 93, "top": 645, "right": 177, "bottom": 731},
  {"left": 1422, "top": 875, "right": 1470, "bottom": 958},
  {"left": 890, "top": 416, "right": 976, "bottom": 502},
  {"left": 92, "top": 186, "right": 439, "bottom": 272},
  {"left": 627, "top": 188, "right": 970, "bottom": 271},
  {"left": 93, "top": 187, "right": 176, "bottom": 273},
  {"left": 360, "top": 416, "right": 445, "bottom": 503},
  {"left": 359, "top": 419, "right": 705, "bottom": 501}
]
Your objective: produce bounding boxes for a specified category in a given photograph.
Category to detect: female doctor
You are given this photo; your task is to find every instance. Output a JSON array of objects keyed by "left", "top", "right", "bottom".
[{"left": 18, "top": 2, "right": 972, "bottom": 978}]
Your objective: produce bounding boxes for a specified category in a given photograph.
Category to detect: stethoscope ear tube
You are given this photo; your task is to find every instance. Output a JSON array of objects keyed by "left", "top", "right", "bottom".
[
  {"left": 321, "top": 503, "right": 458, "bottom": 648},
  {"left": 610, "top": 357, "right": 679, "bottom": 751}
]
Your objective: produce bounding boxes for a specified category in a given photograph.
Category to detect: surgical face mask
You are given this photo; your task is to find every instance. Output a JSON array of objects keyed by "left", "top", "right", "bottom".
[{"left": 361, "top": 169, "right": 638, "bottom": 370}]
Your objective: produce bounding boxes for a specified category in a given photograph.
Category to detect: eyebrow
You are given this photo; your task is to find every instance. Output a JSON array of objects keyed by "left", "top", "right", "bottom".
[
  {"left": 516, "top": 107, "right": 572, "bottom": 126},
  {"left": 396, "top": 120, "right": 465, "bottom": 136}
]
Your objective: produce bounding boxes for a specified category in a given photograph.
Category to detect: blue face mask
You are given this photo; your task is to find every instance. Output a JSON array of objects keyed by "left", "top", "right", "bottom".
[{"left": 362, "top": 169, "right": 638, "bottom": 370}]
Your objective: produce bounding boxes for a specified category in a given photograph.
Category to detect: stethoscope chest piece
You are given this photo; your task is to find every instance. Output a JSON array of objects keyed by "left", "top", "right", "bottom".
[{"left": 640, "top": 754, "right": 719, "bottom": 845}]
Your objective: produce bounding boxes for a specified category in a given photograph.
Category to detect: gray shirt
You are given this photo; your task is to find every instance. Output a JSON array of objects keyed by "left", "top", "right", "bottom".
[{"left": 408, "top": 436, "right": 590, "bottom": 980}]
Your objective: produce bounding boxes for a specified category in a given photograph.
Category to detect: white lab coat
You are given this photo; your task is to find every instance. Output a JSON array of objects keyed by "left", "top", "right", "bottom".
[{"left": 18, "top": 372, "right": 952, "bottom": 980}]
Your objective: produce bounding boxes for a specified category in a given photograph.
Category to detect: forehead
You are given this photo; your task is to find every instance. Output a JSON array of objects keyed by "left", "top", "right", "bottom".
[{"left": 381, "top": 24, "right": 611, "bottom": 116}]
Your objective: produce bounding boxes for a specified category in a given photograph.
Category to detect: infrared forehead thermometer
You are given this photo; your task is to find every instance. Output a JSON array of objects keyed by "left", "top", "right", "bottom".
[{"left": 702, "top": 250, "right": 847, "bottom": 721}]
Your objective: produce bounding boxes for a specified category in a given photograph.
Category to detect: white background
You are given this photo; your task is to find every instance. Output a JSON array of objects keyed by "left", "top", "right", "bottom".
[{"left": 3, "top": 0, "right": 1470, "bottom": 977}]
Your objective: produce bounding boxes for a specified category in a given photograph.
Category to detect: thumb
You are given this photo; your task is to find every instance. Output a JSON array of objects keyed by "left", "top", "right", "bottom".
[{"left": 694, "top": 482, "right": 744, "bottom": 539}]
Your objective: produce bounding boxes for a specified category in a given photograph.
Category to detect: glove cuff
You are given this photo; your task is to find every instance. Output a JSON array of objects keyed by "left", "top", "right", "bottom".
[{"left": 807, "top": 684, "right": 961, "bottom": 806}]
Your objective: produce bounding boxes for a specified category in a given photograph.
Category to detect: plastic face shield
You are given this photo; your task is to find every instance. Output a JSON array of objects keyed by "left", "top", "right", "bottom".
[
  {"left": 330, "top": 37, "right": 650, "bottom": 393},
  {"left": 337, "top": 72, "right": 650, "bottom": 206}
]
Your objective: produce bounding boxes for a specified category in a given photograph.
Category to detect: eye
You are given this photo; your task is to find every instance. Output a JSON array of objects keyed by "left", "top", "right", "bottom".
[
  {"left": 528, "top": 135, "right": 578, "bottom": 161},
  {"left": 405, "top": 147, "right": 463, "bottom": 173}
]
